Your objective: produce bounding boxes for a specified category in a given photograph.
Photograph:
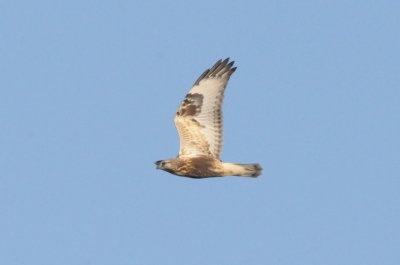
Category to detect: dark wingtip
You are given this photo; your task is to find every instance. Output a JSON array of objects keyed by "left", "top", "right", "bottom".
[{"left": 193, "top": 58, "right": 237, "bottom": 86}]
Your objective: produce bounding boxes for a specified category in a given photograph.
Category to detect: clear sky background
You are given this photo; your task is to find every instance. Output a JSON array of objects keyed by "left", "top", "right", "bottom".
[{"left": 1, "top": 1, "right": 399, "bottom": 264}]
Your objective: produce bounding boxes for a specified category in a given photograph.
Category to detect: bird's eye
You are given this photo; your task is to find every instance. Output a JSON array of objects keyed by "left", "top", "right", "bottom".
[{"left": 161, "top": 162, "right": 165, "bottom": 167}]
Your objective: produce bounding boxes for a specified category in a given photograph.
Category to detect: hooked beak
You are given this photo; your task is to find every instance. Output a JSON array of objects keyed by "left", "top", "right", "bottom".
[{"left": 154, "top": 160, "right": 162, "bottom": 169}]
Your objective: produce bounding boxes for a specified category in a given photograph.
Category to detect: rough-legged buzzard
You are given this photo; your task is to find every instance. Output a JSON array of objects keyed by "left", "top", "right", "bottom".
[{"left": 155, "top": 58, "right": 262, "bottom": 178}]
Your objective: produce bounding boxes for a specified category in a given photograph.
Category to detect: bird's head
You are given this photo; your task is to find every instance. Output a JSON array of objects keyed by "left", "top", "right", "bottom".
[
  {"left": 155, "top": 159, "right": 172, "bottom": 170},
  {"left": 154, "top": 159, "right": 178, "bottom": 174}
]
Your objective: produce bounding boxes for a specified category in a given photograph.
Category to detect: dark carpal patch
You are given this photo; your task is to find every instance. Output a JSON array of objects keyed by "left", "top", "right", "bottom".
[{"left": 176, "top": 93, "right": 203, "bottom": 117}]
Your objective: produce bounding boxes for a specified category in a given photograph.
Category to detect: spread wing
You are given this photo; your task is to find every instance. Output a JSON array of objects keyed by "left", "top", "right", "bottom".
[{"left": 174, "top": 58, "right": 236, "bottom": 159}]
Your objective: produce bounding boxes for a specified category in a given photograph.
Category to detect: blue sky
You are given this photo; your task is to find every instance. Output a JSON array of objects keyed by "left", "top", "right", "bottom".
[{"left": 1, "top": 1, "right": 399, "bottom": 264}]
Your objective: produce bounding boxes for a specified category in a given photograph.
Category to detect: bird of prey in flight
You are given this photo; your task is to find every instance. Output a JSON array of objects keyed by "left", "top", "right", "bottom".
[{"left": 155, "top": 58, "right": 262, "bottom": 178}]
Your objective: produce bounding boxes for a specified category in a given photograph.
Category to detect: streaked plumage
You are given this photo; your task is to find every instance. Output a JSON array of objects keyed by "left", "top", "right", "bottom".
[{"left": 155, "top": 58, "right": 262, "bottom": 178}]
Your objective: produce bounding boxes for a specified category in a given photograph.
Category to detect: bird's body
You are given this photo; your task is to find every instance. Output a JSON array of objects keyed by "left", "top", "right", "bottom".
[
  {"left": 155, "top": 58, "right": 262, "bottom": 178},
  {"left": 156, "top": 156, "right": 262, "bottom": 178}
]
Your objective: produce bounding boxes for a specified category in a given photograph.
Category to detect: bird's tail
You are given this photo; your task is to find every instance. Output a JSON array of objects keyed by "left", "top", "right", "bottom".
[{"left": 222, "top": 163, "right": 262, "bottom": 178}]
